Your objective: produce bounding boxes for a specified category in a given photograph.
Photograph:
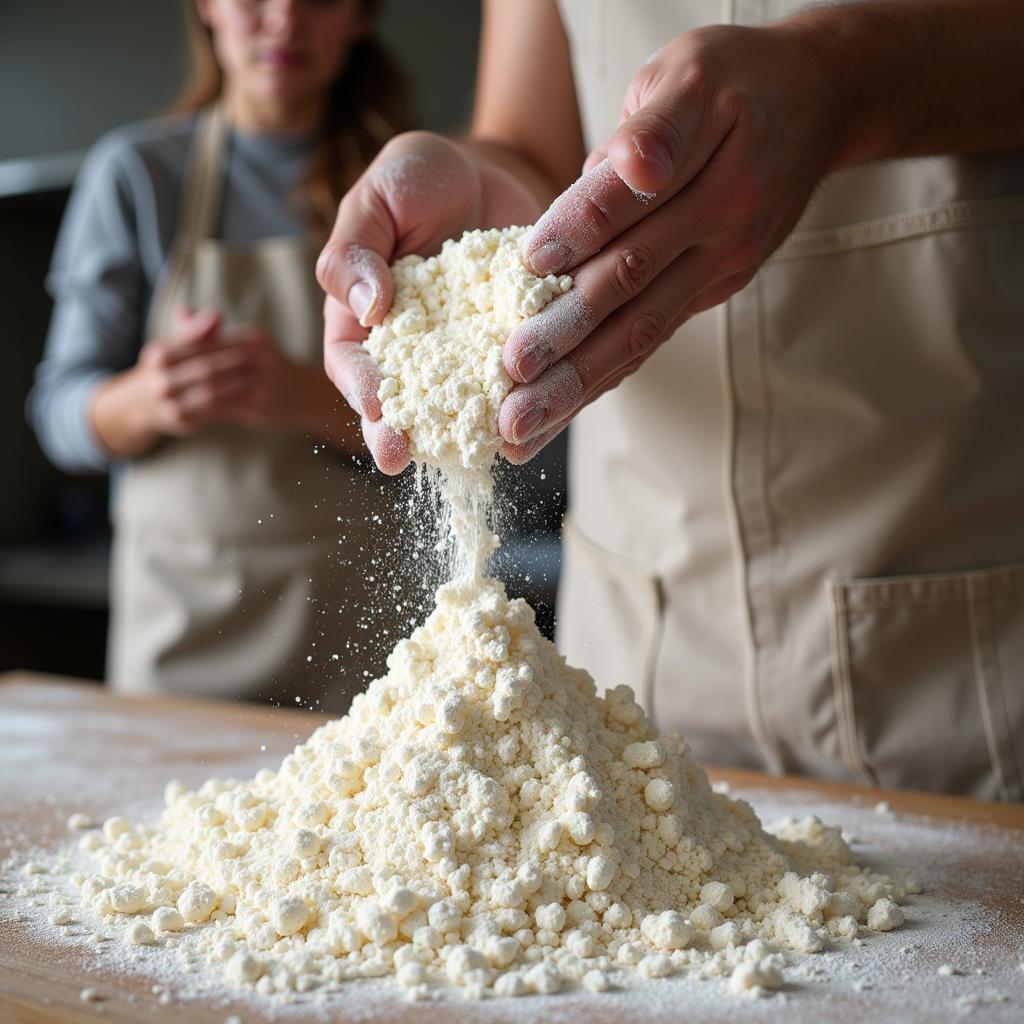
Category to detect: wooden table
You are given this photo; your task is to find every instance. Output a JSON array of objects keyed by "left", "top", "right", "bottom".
[{"left": 2, "top": 671, "right": 1023, "bottom": 1023}]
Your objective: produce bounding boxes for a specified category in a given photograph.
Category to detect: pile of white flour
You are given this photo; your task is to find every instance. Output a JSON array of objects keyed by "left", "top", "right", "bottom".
[{"left": 68, "top": 228, "right": 917, "bottom": 1003}]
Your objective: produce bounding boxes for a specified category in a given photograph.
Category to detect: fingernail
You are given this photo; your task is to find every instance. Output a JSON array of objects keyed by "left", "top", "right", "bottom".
[
  {"left": 348, "top": 281, "right": 376, "bottom": 326},
  {"left": 512, "top": 406, "right": 546, "bottom": 443},
  {"left": 515, "top": 347, "right": 548, "bottom": 384},
  {"left": 632, "top": 130, "right": 673, "bottom": 180},
  {"left": 529, "top": 240, "right": 568, "bottom": 277}
]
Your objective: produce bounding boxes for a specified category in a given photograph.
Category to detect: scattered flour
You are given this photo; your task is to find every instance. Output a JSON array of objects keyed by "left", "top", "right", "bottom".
[{"left": 53, "top": 227, "right": 927, "bottom": 1006}]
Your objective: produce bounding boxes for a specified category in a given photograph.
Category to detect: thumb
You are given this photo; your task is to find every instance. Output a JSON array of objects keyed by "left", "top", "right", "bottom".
[
  {"left": 606, "top": 65, "right": 724, "bottom": 196},
  {"left": 315, "top": 182, "right": 397, "bottom": 334}
]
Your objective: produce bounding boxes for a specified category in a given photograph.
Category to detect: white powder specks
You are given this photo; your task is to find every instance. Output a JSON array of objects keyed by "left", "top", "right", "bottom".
[{"left": 6, "top": 228, "right": 989, "bottom": 1017}]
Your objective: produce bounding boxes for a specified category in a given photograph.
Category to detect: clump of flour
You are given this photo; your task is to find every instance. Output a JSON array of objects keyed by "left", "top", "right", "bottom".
[
  {"left": 66, "top": 227, "right": 918, "bottom": 1004},
  {"left": 366, "top": 226, "right": 570, "bottom": 486},
  {"left": 365, "top": 227, "right": 570, "bottom": 578}
]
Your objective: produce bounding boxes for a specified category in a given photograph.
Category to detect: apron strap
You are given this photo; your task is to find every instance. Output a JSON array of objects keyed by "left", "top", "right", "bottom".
[{"left": 146, "top": 104, "right": 228, "bottom": 337}]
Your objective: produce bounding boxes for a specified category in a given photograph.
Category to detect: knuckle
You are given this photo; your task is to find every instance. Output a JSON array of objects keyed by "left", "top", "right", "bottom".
[
  {"left": 718, "top": 170, "right": 763, "bottom": 221},
  {"left": 719, "top": 236, "right": 762, "bottom": 277},
  {"left": 575, "top": 193, "right": 615, "bottom": 246},
  {"left": 612, "top": 242, "right": 658, "bottom": 302},
  {"left": 643, "top": 106, "right": 685, "bottom": 159},
  {"left": 678, "top": 57, "right": 717, "bottom": 118},
  {"left": 622, "top": 66, "right": 658, "bottom": 116},
  {"left": 715, "top": 83, "right": 751, "bottom": 129},
  {"left": 315, "top": 245, "right": 340, "bottom": 290},
  {"left": 625, "top": 309, "right": 669, "bottom": 362}
]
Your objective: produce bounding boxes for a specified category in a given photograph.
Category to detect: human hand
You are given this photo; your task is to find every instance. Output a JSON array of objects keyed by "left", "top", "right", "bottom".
[
  {"left": 498, "top": 22, "right": 842, "bottom": 462},
  {"left": 212, "top": 324, "right": 322, "bottom": 432},
  {"left": 135, "top": 306, "right": 321, "bottom": 437},
  {"left": 316, "top": 131, "right": 540, "bottom": 475},
  {"left": 133, "top": 307, "right": 257, "bottom": 437}
]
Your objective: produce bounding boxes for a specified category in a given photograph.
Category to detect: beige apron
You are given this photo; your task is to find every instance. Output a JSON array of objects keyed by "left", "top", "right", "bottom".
[
  {"left": 109, "top": 106, "right": 395, "bottom": 710},
  {"left": 556, "top": 0, "right": 1024, "bottom": 800}
]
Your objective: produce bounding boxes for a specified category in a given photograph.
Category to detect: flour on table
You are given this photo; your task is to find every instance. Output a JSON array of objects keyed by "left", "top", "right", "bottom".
[{"left": 60, "top": 227, "right": 921, "bottom": 1004}]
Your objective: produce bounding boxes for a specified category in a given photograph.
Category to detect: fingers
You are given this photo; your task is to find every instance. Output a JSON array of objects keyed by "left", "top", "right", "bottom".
[
  {"left": 323, "top": 299, "right": 411, "bottom": 474},
  {"left": 500, "top": 356, "right": 643, "bottom": 464},
  {"left": 324, "top": 339, "right": 387, "bottom": 420},
  {"left": 316, "top": 132, "right": 486, "bottom": 332},
  {"left": 172, "top": 306, "right": 220, "bottom": 339},
  {"left": 506, "top": 130, "right": 752, "bottom": 386},
  {"left": 324, "top": 292, "right": 385, "bottom": 421},
  {"left": 522, "top": 57, "right": 736, "bottom": 278},
  {"left": 161, "top": 344, "right": 258, "bottom": 399},
  {"left": 362, "top": 416, "right": 410, "bottom": 476},
  {"left": 332, "top": 342, "right": 411, "bottom": 475},
  {"left": 499, "top": 246, "right": 712, "bottom": 447},
  {"left": 172, "top": 307, "right": 220, "bottom": 346},
  {"left": 315, "top": 180, "right": 397, "bottom": 330},
  {"left": 158, "top": 369, "right": 255, "bottom": 434},
  {"left": 143, "top": 309, "right": 223, "bottom": 375},
  {"left": 504, "top": 181, "right": 702, "bottom": 385},
  {"left": 607, "top": 56, "right": 729, "bottom": 196},
  {"left": 501, "top": 413, "right": 571, "bottom": 466},
  {"left": 521, "top": 159, "right": 653, "bottom": 277}
]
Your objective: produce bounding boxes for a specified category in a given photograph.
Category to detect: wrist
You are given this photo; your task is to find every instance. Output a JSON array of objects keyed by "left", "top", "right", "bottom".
[
  {"left": 91, "top": 366, "right": 161, "bottom": 457},
  {"left": 775, "top": 7, "right": 888, "bottom": 173}
]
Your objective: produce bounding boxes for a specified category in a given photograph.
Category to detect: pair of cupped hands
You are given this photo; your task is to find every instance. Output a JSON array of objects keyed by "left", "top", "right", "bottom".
[
  {"left": 135, "top": 308, "right": 315, "bottom": 438},
  {"left": 317, "top": 24, "right": 840, "bottom": 474}
]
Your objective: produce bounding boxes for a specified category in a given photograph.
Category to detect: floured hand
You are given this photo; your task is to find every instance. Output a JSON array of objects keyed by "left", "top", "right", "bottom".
[
  {"left": 498, "top": 22, "right": 841, "bottom": 462},
  {"left": 316, "top": 132, "right": 539, "bottom": 475}
]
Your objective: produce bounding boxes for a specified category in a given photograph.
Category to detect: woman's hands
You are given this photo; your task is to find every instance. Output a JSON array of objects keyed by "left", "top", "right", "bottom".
[
  {"left": 316, "top": 131, "right": 542, "bottom": 475},
  {"left": 498, "top": 22, "right": 842, "bottom": 462},
  {"left": 91, "top": 307, "right": 351, "bottom": 457}
]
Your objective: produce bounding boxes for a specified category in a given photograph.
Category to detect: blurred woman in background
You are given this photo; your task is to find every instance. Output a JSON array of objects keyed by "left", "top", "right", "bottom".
[{"left": 29, "top": 0, "right": 411, "bottom": 708}]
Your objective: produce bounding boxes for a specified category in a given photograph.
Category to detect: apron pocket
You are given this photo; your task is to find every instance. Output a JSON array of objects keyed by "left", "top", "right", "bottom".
[
  {"left": 828, "top": 561, "right": 1024, "bottom": 800},
  {"left": 557, "top": 516, "right": 663, "bottom": 715}
]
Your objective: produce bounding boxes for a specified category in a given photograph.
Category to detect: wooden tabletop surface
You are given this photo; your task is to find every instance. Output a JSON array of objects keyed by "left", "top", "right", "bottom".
[{"left": 2, "top": 670, "right": 1022, "bottom": 1023}]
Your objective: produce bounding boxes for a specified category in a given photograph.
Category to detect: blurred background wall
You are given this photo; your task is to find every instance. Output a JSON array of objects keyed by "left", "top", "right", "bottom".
[
  {"left": 0, "top": 0, "right": 566, "bottom": 685},
  {"left": 0, "top": 1, "right": 482, "bottom": 160}
]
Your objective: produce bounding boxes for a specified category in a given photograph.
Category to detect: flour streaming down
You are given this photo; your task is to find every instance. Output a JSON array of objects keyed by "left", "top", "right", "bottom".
[
  {"left": 364, "top": 226, "right": 570, "bottom": 579},
  {"left": 66, "top": 228, "right": 917, "bottom": 1003}
]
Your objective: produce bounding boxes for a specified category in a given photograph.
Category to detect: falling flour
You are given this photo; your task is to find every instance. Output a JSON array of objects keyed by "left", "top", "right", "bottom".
[
  {"left": 64, "top": 227, "right": 920, "bottom": 1004},
  {"left": 365, "top": 226, "right": 570, "bottom": 578}
]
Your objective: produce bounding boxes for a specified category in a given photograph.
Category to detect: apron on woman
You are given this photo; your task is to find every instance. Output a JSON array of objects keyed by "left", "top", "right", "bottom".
[
  {"left": 109, "top": 105, "right": 394, "bottom": 711},
  {"left": 556, "top": 0, "right": 1024, "bottom": 800}
]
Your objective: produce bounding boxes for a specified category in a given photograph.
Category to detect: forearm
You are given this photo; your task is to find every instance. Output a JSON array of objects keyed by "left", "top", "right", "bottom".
[
  {"left": 781, "top": 0, "right": 1024, "bottom": 171},
  {"left": 468, "top": 0, "right": 585, "bottom": 209},
  {"left": 90, "top": 367, "right": 161, "bottom": 459}
]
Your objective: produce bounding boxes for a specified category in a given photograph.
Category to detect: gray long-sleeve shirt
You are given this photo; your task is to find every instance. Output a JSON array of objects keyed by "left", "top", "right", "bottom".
[{"left": 28, "top": 114, "right": 316, "bottom": 473}]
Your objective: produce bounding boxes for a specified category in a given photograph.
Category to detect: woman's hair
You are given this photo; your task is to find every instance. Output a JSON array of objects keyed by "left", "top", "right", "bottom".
[{"left": 174, "top": 0, "right": 413, "bottom": 241}]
